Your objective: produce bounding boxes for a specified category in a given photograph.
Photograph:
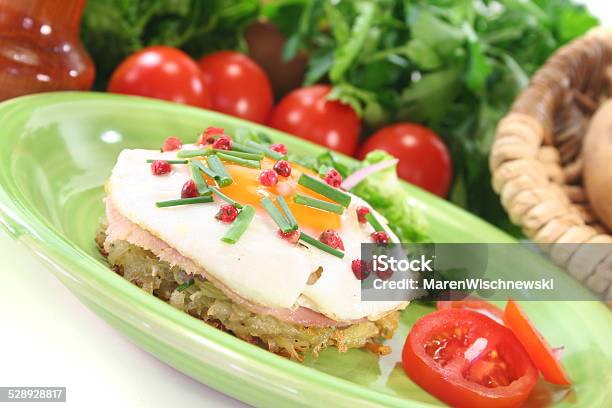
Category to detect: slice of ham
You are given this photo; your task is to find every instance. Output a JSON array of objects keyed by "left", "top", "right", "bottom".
[{"left": 105, "top": 200, "right": 364, "bottom": 328}]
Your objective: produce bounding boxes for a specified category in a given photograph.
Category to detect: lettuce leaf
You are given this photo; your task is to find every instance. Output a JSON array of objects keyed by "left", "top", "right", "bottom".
[
  {"left": 263, "top": 0, "right": 598, "bottom": 235},
  {"left": 351, "top": 150, "right": 429, "bottom": 243}
]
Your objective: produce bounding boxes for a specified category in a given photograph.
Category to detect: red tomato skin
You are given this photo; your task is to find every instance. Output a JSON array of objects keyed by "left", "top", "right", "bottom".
[
  {"left": 268, "top": 85, "right": 361, "bottom": 156},
  {"left": 108, "top": 46, "right": 210, "bottom": 109},
  {"left": 197, "top": 51, "right": 273, "bottom": 124},
  {"left": 504, "top": 300, "right": 571, "bottom": 386},
  {"left": 358, "top": 123, "right": 452, "bottom": 197},
  {"left": 402, "top": 309, "right": 538, "bottom": 408}
]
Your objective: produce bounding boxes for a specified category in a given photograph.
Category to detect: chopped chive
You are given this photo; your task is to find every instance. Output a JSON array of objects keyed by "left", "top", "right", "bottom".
[
  {"left": 216, "top": 152, "right": 261, "bottom": 169},
  {"left": 231, "top": 142, "right": 262, "bottom": 155},
  {"left": 246, "top": 140, "right": 284, "bottom": 160},
  {"left": 156, "top": 196, "right": 213, "bottom": 208},
  {"left": 293, "top": 194, "right": 344, "bottom": 214},
  {"left": 191, "top": 159, "right": 218, "bottom": 180},
  {"left": 189, "top": 161, "right": 209, "bottom": 195},
  {"left": 261, "top": 197, "right": 292, "bottom": 233},
  {"left": 207, "top": 155, "right": 233, "bottom": 187},
  {"left": 209, "top": 186, "right": 242, "bottom": 209},
  {"left": 221, "top": 205, "right": 255, "bottom": 244},
  {"left": 299, "top": 232, "right": 344, "bottom": 259},
  {"left": 276, "top": 195, "right": 298, "bottom": 230},
  {"left": 298, "top": 174, "right": 351, "bottom": 207},
  {"left": 146, "top": 159, "right": 188, "bottom": 164},
  {"left": 213, "top": 149, "right": 263, "bottom": 160},
  {"left": 177, "top": 148, "right": 213, "bottom": 158},
  {"left": 365, "top": 212, "right": 385, "bottom": 232},
  {"left": 177, "top": 279, "right": 194, "bottom": 292}
]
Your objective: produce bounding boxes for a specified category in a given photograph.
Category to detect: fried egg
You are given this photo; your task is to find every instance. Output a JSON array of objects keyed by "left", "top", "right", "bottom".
[{"left": 106, "top": 145, "right": 408, "bottom": 321}]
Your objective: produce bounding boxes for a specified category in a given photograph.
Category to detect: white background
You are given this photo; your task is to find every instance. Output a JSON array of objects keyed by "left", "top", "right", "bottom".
[
  {"left": 1, "top": 2, "right": 609, "bottom": 408},
  {"left": 0, "top": 234, "right": 245, "bottom": 408}
]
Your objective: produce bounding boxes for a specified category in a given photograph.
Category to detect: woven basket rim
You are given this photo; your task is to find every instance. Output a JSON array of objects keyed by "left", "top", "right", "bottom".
[{"left": 490, "top": 28, "right": 612, "bottom": 298}]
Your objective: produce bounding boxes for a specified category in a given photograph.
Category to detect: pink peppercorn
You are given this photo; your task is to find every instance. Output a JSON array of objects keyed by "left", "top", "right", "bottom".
[
  {"left": 151, "top": 160, "right": 171, "bottom": 175},
  {"left": 212, "top": 135, "right": 232, "bottom": 150},
  {"left": 319, "top": 229, "right": 345, "bottom": 250},
  {"left": 258, "top": 169, "right": 278, "bottom": 186},
  {"left": 278, "top": 229, "right": 300, "bottom": 244},
  {"left": 371, "top": 231, "right": 389, "bottom": 245},
  {"left": 270, "top": 143, "right": 287, "bottom": 155},
  {"left": 376, "top": 268, "right": 393, "bottom": 280},
  {"left": 162, "top": 136, "right": 183, "bottom": 152},
  {"left": 351, "top": 259, "right": 371, "bottom": 280},
  {"left": 273, "top": 160, "right": 291, "bottom": 177},
  {"left": 181, "top": 180, "right": 198, "bottom": 198},
  {"left": 324, "top": 168, "right": 342, "bottom": 187},
  {"left": 196, "top": 126, "right": 224, "bottom": 145},
  {"left": 356, "top": 206, "right": 370, "bottom": 223},
  {"left": 215, "top": 204, "right": 238, "bottom": 223}
]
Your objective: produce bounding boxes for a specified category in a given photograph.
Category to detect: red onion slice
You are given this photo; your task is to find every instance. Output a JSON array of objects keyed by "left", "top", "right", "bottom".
[
  {"left": 464, "top": 337, "right": 488, "bottom": 362},
  {"left": 552, "top": 346, "right": 565, "bottom": 360},
  {"left": 341, "top": 159, "right": 399, "bottom": 190}
]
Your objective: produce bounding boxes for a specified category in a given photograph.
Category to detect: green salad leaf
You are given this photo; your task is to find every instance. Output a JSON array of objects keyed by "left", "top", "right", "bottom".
[
  {"left": 262, "top": 0, "right": 598, "bottom": 234},
  {"left": 329, "top": 2, "right": 376, "bottom": 82},
  {"left": 351, "top": 151, "right": 429, "bottom": 243}
]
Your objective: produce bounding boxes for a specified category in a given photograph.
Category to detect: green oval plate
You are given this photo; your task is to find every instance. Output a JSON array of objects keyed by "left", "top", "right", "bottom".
[{"left": 0, "top": 92, "right": 610, "bottom": 407}]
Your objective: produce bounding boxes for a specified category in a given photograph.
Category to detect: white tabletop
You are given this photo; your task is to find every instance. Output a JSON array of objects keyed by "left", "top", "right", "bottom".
[{"left": 0, "top": 232, "right": 246, "bottom": 408}]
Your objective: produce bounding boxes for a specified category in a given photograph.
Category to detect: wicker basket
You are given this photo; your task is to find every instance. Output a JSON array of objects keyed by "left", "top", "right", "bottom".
[{"left": 490, "top": 28, "right": 612, "bottom": 299}]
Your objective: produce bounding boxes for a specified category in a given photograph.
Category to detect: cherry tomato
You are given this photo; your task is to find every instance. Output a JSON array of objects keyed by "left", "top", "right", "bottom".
[
  {"left": 268, "top": 85, "right": 361, "bottom": 156},
  {"left": 108, "top": 46, "right": 210, "bottom": 109},
  {"left": 358, "top": 123, "right": 451, "bottom": 197},
  {"left": 197, "top": 51, "right": 273, "bottom": 124},
  {"left": 402, "top": 309, "right": 538, "bottom": 408},
  {"left": 437, "top": 299, "right": 504, "bottom": 324},
  {"left": 503, "top": 300, "right": 571, "bottom": 386}
]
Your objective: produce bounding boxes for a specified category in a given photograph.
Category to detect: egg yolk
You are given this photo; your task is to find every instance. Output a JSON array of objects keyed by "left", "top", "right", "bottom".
[{"left": 204, "top": 156, "right": 340, "bottom": 231}]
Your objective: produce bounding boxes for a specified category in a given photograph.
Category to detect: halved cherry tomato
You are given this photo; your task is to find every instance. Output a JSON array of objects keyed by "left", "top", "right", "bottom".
[
  {"left": 437, "top": 299, "right": 504, "bottom": 324},
  {"left": 402, "top": 309, "right": 538, "bottom": 408},
  {"left": 503, "top": 300, "right": 571, "bottom": 386}
]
